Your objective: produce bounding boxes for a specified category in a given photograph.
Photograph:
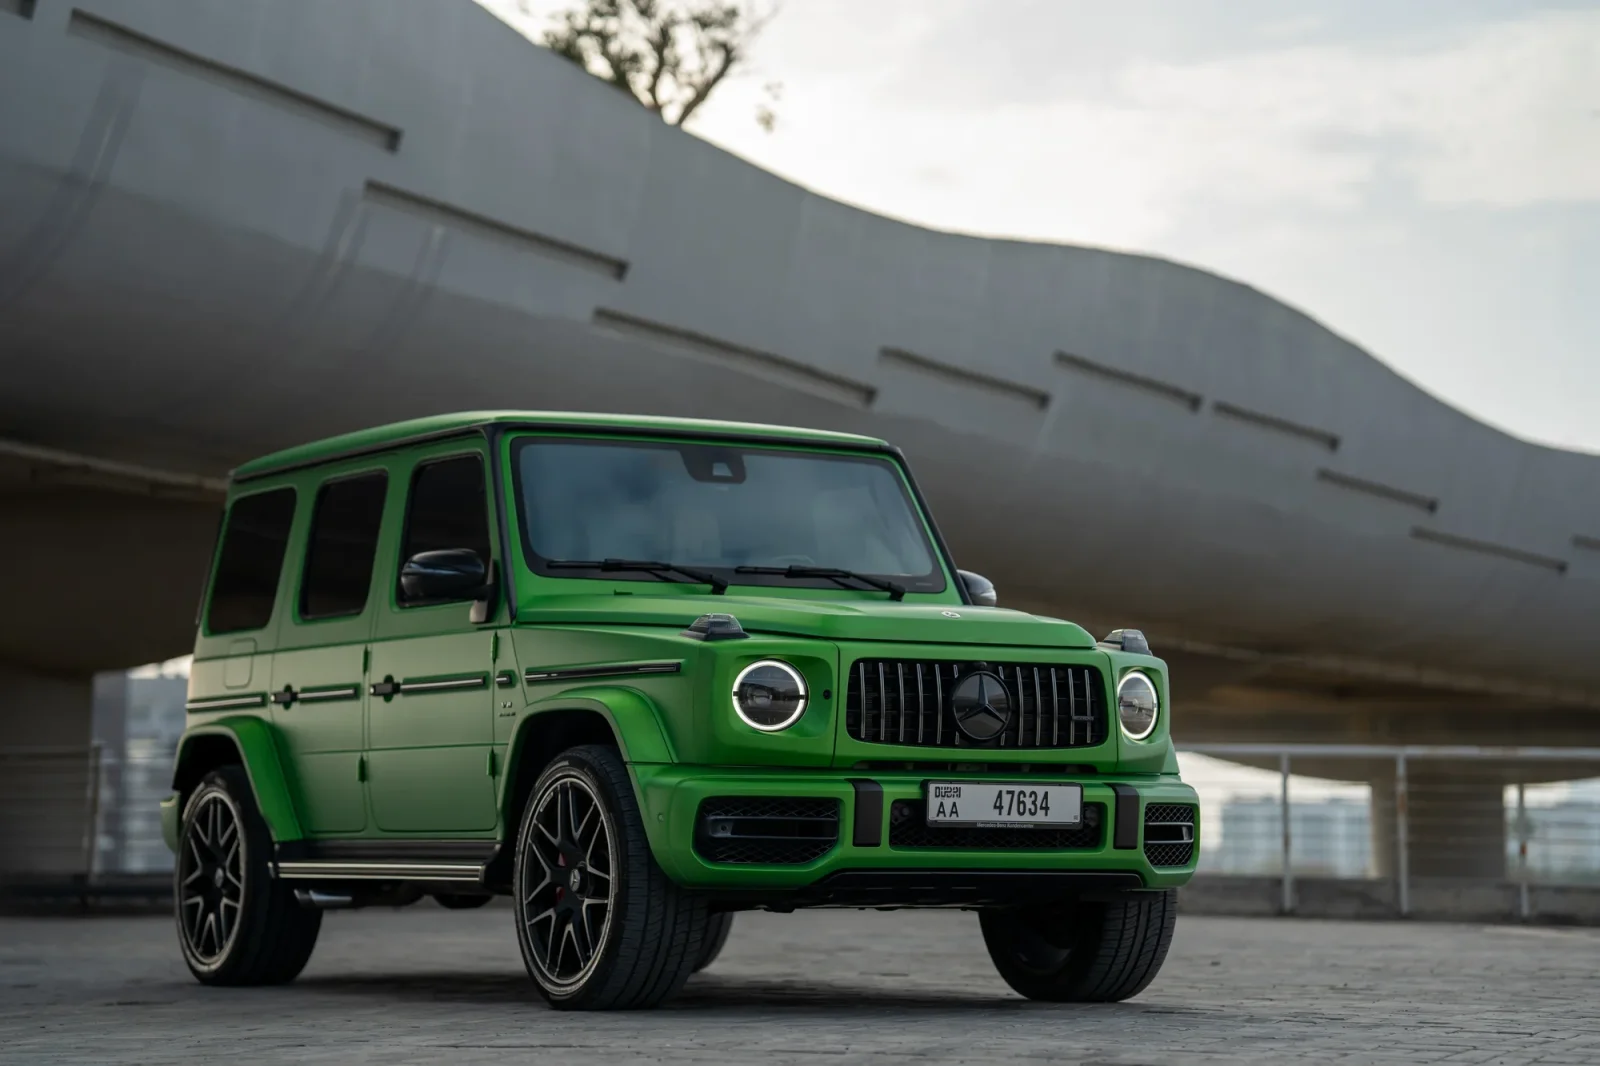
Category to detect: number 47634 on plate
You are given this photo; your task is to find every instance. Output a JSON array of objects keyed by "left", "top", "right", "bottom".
[{"left": 925, "top": 781, "right": 1083, "bottom": 827}]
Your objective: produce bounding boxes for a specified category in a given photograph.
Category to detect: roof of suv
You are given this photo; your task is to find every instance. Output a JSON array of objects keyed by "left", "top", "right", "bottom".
[{"left": 231, "top": 411, "right": 891, "bottom": 482}]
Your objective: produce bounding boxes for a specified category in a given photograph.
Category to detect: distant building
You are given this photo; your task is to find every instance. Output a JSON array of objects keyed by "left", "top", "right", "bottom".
[
  {"left": 1208, "top": 792, "right": 1600, "bottom": 883},
  {"left": 1517, "top": 802, "right": 1600, "bottom": 884},
  {"left": 1210, "top": 796, "right": 1372, "bottom": 878},
  {"left": 91, "top": 674, "right": 187, "bottom": 875}
]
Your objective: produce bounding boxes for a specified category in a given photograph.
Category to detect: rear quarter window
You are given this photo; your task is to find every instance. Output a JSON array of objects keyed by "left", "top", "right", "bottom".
[{"left": 206, "top": 487, "right": 297, "bottom": 634}]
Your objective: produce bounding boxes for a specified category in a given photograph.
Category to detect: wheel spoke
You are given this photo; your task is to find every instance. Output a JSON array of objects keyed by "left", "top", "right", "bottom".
[
  {"left": 574, "top": 800, "right": 599, "bottom": 851},
  {"left": 559, "top": 920, "right": 579, "bottom": 971},
  {"left": 181, "top": 864, "right": 205, "bottom": 887},
  {"left": 572, "top": 910, "right": 595, "bottom": 966},
  {"left": 522, "top": 872, "right": 551, "bottom": 907},
  {"left": 218, "top": 896, "right": 239, "bottom": 944}
]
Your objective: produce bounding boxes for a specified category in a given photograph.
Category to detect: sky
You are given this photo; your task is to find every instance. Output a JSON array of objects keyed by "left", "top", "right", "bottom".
[{"left": 482, "top": 0, "right": 1600, "bottom": 454}]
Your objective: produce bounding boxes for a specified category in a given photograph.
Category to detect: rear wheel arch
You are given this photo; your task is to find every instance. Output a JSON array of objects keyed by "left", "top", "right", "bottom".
[{"left": 171, "top": 719, "right": 303, "bottom": 843}]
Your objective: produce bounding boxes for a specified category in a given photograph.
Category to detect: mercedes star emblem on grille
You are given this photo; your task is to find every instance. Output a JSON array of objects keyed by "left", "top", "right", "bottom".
[{"left": 950, "top": 670, "right": 1011, "bottom": 742}]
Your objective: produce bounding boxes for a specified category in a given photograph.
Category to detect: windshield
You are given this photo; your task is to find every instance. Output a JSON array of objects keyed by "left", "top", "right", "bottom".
[{"left": 512, "top": 437, "right": 945, "bottom": 593}]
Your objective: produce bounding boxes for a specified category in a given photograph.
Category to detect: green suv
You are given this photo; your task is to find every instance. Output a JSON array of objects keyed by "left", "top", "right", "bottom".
[{"left": 163, "top": 411, "right": 1198, "bottom": 1009}]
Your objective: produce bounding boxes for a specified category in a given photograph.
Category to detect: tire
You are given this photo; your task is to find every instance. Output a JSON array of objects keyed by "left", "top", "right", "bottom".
[
  {"left": 434, "top": 893, "right": 493, "bottom": 910},
  {"left": 979, "top": 889, "right": 1177, "bottom": 1002},
  {"left": 174, "top": 765, "right": 322, "bottom": 986},
  {"left": 693, "top": 912, "right": 734, "bottom": 973},
  {"left": 511, "top": 744, "right": 708, "bottom": 1010}
]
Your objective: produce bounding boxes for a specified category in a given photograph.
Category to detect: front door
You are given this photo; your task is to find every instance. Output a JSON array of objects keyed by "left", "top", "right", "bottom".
[
  {"left": 268, "top": 467, "right": 389, "bottom": 835},
  {"left": 365, "top": 448, "right": 500, "bottom": 834}
]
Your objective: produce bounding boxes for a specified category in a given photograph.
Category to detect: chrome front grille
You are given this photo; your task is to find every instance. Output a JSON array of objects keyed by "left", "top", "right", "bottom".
[{"left": 844, "top": 660, "right": 1107, "bottom": 749}]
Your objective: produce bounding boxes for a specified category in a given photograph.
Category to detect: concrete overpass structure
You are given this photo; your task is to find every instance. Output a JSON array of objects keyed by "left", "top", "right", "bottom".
[{"left": 4, "top": 0, "right": 1599, "bottom": 879}]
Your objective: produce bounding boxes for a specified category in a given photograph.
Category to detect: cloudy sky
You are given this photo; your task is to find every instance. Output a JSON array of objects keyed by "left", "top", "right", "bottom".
[{"left": 482, "top": 0, "right": 1600, "bottom": 454}]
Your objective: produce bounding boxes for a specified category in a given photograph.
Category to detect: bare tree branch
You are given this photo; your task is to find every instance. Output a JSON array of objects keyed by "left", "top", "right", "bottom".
[{"left": 540, "top": 0, "right": 781, "bottom": 129}]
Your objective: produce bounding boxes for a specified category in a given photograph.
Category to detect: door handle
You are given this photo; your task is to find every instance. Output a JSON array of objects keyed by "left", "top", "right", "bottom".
[
  {"left": 271, "top": 685, "right": 297, "bottom": 707},
  {"left": 370, "top": 676, "right": 398, "bottom": 699}
]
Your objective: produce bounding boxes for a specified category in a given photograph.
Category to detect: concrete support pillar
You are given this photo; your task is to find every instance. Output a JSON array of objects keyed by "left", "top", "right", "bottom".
[
  {"left": 0, "top": 665, "right": 97, "bottom": 881},
  {"left": 1371, "top": 762, "right": 1507, "bottom": 881}
]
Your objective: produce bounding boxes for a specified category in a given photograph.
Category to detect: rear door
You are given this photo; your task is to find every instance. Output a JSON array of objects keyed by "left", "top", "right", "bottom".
[
  {"left": 365, "top": 444, "right": 501, "bottom": 834},
  {"left": 268, "top": 467, "right": 388, "bottom": 835}
]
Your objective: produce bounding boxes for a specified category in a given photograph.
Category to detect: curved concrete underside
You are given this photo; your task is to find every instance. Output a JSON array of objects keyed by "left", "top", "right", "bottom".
[{"left": 3, "top": 0, "right": 1599, "bottom": 746}]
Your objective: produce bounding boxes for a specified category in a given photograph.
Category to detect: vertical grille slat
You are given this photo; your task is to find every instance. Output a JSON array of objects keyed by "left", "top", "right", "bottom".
[
  {"left": 883, "top": 665, "right": 896, "bottom": 739},
  {"left": 844, "top": 659, "right": 1108, "bottom": 750},
  {"left": 915, "top": 664, "right": 926, "bottom": 744},
  {"left": 896, "top": 662, "right": 907, "bottom": 744},
  {"left": 1050, "top": 668, "right": 1060, "bottom": 747}
]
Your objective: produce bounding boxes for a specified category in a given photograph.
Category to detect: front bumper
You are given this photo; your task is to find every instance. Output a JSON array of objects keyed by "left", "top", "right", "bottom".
[{"left": 633, "top": 766, "right": 1199, "bottom": 896}]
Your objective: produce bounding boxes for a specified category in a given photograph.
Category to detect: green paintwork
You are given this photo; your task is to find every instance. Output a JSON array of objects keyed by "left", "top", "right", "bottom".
[
  {"left": 160, "top": 793, "right": 180, "bottom": 853},
  {"left": 170, "top": 412, "right": 1197, "bottom": 896},
  {"left": 172, "top": 717, "right": 304, "bottom": 842}
]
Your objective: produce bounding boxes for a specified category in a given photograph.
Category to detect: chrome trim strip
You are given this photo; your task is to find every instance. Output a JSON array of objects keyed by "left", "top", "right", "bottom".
[
  {"left": 185, "top": 693, "right": 267, "bottom": 712},
  {"left": 523, "top": 661, "right": 682, "bottom": 684},
  {"left": 297, "top": 685, "right": 361, "bottom": 703},
  {"left": 399, "top": 675, "right": 489, "bottom": 695},
  {"left": 273, "top": 861, "right": 483, "bottom": 882}
]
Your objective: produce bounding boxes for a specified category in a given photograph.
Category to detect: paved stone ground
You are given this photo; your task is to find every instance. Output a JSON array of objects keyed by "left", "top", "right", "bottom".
[{"left": 2, "top": 905, "right": 1597, "bottom": 1065}]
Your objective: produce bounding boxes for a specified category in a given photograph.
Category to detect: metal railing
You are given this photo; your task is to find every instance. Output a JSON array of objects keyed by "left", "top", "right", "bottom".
[
  {"left": 1181, "top": 744, "right": 1600, "bottom": 921},
  {"left": 0, "top": 745, "right": 175, "bottom": 894}
]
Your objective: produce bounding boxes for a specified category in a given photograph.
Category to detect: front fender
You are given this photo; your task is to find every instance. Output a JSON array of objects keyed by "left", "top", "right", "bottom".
[
  {"left": 171, "top": 717, "right": 303, "bottom": 845},
  {"left": 496, "top": 687, "right": 676, "bottom": 812}
]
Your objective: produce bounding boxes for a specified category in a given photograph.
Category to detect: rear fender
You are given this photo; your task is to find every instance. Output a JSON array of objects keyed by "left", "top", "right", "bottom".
[{"left": 169, "top": 717, "right": 303, "bottom": 845}]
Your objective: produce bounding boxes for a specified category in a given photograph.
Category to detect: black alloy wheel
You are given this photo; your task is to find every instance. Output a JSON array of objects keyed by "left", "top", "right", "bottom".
[
  {"left": 521, "top": 770, "right": 616, "bottom": 989},
  {"left": 512, "top": 745, "right": 708, "bottom": 1009},
  {"left": 177, "top": 788, "right": 245, "bottom": 965},
  {"left": 175, "top": 765, "right": 321, "bottom": 985}
]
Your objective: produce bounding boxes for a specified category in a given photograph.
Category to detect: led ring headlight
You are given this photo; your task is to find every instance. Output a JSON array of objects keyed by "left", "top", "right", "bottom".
[
  {"left": 1116, "top": 670, "right": 1159, "bottom": 741},
  {"left": 733, "top": 660, "right": 808, "bottom": 732}
]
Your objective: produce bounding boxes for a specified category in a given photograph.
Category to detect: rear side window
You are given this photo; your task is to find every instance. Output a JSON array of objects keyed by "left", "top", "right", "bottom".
[
  {"left": 397, "top": 455, "right": 491, "bottom": 605},
  {"left": 300, "top": 472, "right": 388, "bottom": 620},
  {"left": 207, "top": 488, "right": 297, "bottom": 634}
]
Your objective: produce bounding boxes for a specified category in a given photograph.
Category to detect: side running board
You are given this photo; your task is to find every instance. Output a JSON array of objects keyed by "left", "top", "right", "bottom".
[{"left": 273, "top": 861, "right": 485, "bottom": 883}]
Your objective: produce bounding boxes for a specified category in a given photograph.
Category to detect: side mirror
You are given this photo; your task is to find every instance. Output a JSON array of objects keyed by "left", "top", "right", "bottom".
[
  {"left": 958, "top": 569, "right": 997, "bottom": 607},
  {"left": 400, "top": 549, "right": 489, "bottom": 604}
]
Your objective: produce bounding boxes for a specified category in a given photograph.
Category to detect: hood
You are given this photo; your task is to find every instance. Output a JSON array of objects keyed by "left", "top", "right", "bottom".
[{"left": 513, "top": 593, "right": 1097, "bottom": 649}]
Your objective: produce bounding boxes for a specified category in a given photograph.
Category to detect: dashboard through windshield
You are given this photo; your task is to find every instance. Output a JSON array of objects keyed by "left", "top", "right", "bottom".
[{"left": 512, "top": 437, "right": 946, "bottom": 594}]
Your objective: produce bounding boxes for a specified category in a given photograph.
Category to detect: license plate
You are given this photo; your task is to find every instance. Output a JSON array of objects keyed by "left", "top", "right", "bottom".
[{"left": 925, "top": 781, "right": 1082, "bottom": 828}]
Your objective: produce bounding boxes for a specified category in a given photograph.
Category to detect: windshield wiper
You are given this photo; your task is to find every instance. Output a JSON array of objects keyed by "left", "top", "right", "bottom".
[
  {"left": 547, "top": 558, "right": 727, "bottom": 595},
  {"left": 734, "top": 565, "right": 905, "bottom": 601}
]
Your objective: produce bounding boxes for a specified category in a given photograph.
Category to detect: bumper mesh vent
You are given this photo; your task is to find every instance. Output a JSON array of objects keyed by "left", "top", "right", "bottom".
[
  {"left": 1143, "top": 803, "right": 1196, "bottom": 867},
  {"left": 694, "top": 796, "right": 840, "bottom": 865},
  {"left": 889, "top": 800, "right": 1104, "bottom": 850},
  {"left": 846, "top": 660, "right": 1108, "bottom": 750}
]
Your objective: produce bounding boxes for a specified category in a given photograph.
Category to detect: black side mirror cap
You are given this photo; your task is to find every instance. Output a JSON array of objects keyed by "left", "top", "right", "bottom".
[
  {"left": 958, "top": 570, "right": 997, "bottom": 607},
  {"left": 1099, "top": 628, "right": 1151, "bottom": 655},
  {"left": 401, "top": 548, "right": 489, "bottom": 605}
]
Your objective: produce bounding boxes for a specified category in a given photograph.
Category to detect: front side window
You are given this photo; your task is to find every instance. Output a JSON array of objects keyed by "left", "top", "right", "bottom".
[
  {"left": 513, "top": 438, "right": 944, "bottom": 592},
  {"left": 397, "top": 454, "right": 491, "bottom": 605},
  {"left": 206, "top": 487, "right": 297, "bottom": 634},
  {"left": 300, "top": 472, "right": 388, "bottom": 620}
]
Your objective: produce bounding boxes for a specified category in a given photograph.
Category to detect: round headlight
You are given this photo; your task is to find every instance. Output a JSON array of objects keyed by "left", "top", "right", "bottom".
[
  {"left": 1116, "top": 671, "right": 1159, "bottom": 740},
  {"left": 733, "top": 660, "right": 808, "bottom": 732}
]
